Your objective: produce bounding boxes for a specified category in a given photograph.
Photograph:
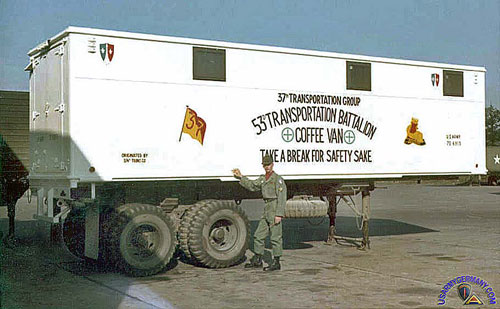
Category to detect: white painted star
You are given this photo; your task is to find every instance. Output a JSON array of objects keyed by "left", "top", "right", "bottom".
[
  {"left": 109, "top": 49, "right": 113, "bottom": 54},
  {"left": 494, "top": 154, "right": 500, "bottom": 165},
  {"left": 101, "top": 47, "right": 105, "bottom": 54}
]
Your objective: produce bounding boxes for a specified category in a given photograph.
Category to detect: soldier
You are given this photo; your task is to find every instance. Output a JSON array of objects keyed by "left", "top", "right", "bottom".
[{"left": 232, "top": 154, "right": 287, "bottom": 271}]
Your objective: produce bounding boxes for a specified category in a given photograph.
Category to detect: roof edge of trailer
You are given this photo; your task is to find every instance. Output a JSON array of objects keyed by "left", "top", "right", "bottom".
[{"left": 28, "top": 26, "right": 486, "bottom": 72}]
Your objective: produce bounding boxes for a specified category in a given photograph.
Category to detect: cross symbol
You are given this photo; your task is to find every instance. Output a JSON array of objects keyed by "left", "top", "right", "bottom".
[
  {"left": 282, "top": 127, "right": 294, "bottom": 142},
  {"left": 344, "top": 130, "right": 355, "bottom": 144},
  {"left": 109, "top": 49, "right": 113, "bottom": 55},
  {"left": 101, "top": 47, "right": 105, "bottom": 54}
]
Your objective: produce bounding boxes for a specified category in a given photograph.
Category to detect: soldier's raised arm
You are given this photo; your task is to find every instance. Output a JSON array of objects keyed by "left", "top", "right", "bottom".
[{"left": 233, "top": 168, "right": 263, "bottom": 192}]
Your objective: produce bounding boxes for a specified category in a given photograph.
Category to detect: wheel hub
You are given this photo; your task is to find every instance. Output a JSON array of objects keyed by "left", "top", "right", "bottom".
[
  {"left": 136, "top": 232, "right": 155, "bottom": 249},
  {"left": 208, "top": 219, "right": 238, "bottom": 251},
  {"left": 211, "top": 228, "right": 226, "bottom": 241},
  {"left": 128, "top": 225, "right": 159, "bottom": 258}
]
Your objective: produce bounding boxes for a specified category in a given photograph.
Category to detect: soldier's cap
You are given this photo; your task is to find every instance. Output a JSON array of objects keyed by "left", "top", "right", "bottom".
[{"left": 262, "top": 154, "right": 273, "bottom": 165}]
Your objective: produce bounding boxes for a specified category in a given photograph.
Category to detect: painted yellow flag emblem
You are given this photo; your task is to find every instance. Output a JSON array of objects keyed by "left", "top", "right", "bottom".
[{"left": 179, "top": 107, "right": 207, "bottom": 145}]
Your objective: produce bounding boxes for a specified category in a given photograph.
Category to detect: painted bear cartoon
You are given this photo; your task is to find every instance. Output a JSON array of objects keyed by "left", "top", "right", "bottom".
[{"left": 404, "top": 118, "right": 426, "bottom": 146}]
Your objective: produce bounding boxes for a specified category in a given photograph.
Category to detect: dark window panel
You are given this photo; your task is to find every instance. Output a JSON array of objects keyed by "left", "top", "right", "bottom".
[
  {"left": 443, "top": 70, "right": 463, "bottom": 97},
  {"left": 346, "top": 61, "right": 371, "bottom": 91},
  {"left": 193, "top": 47, "right": 226, "bottom": 82}
]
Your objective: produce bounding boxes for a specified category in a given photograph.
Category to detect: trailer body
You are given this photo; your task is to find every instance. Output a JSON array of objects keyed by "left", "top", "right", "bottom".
[{"left": 27, "top": 27, "right": 486, "bottom": 188}]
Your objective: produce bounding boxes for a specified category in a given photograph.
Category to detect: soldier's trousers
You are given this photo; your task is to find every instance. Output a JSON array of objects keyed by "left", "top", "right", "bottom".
[{"left": 252, "top": 211, "right": 283, "bottom": 257}]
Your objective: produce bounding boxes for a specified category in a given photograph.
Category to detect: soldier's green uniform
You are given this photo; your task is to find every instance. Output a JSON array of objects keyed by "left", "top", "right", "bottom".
[{"left": 240, "top": 171, "right": 287, "bottom": 257}]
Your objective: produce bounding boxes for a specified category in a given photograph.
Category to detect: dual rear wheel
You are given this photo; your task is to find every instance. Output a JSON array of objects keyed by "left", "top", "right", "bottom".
[
  {"left": 62, "top": 200, "right": 250, "bottom": 276},
  {"left": 179, "top": 200, "right": 250, "bottom": 268}
]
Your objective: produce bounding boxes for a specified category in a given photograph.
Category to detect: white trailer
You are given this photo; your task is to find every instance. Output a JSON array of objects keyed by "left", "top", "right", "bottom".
[{"left": 26, "top": 27, "right": 486, "bottom": 276}]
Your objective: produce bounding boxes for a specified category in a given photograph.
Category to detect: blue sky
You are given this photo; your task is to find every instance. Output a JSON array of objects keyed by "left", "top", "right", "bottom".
[{"left": 1, "top": 0, "right": 499, "bottom": 108}]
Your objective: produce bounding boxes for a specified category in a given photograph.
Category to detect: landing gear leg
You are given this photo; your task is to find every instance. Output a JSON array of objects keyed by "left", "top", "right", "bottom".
[
  {"left": 325, "top": 195, "right": 337, "bottom": 245},
  {"left": 324, "top": 183, "right": 373, "bottom": 249},
  {"left": 360, "top": 190, "right": 371, "bottom": 250},
  {"left": 4, "top": 200, "right": 17, "bottom": 247},
  {"left": 7, "top": 200, "right": 15, "bottom": 237}
]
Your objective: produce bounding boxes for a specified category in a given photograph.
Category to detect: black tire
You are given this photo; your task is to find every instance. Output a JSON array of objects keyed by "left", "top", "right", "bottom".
[
  {"left": 188, "top": 200, "right": 249, "bottom": 268},
  {"left": 177, "top": 201, "right": 206, "bottom": 259},
  {"left": 61, "top": 208, "right": 86, "bottom": 259},
  {"left": 284, "top": 197, "right": 328, "bottom": 218},
  {"left": 61, "top": 207, "right": 114, "bottom": 263},
  {"left": 110, "top": 204, "right": 176, "bottom": 276}
]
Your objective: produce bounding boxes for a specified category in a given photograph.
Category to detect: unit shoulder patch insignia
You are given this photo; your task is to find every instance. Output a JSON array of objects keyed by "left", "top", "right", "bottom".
[{"left": 464, "top": 294, "right": 483, "bottom": 305}]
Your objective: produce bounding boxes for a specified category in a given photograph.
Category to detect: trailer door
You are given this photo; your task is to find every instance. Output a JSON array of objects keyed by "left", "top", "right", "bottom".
[{"left": 29, "top": 42, "right": 70, "bottom": 175}]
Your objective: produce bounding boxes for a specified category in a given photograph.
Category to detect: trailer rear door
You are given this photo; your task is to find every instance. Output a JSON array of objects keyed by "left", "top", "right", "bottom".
[{"left": 29, "top": 42, "right": 70, "bottom": 176}]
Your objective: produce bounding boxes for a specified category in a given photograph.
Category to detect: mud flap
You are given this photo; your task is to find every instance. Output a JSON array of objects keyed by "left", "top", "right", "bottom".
[{"left": 84, "top": 204, "right": 99, "bottom": 259}]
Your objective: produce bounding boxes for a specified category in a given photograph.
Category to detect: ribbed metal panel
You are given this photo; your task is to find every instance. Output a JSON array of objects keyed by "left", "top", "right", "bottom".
[{"left": 0, "top": 90, "right": 30, "bottom": 169}]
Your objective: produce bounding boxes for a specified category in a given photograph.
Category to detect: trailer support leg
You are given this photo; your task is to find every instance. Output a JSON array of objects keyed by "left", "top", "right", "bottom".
[
  {"left": 7, "top": 200, "right": 16, "bottom": 238},
  {"left": 325, "top": 195, "right": 338, "bottom": 245},
  {"left": 326, "top": 183, "right": 373, "bottom": 249},
  {"left": 2, "top": 200, "right": 18, "bottom": 247},
  {"left": 360, "top": 190, "right": 371, "bottom": 250}
]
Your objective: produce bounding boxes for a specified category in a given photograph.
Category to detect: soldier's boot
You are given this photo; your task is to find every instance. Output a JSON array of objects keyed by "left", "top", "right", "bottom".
[
  {"left": 264, "top": 256, "right": 281, "bottom": 271},
  {"left": 244, "top": 254, "right": 263, "bottom": 268}
]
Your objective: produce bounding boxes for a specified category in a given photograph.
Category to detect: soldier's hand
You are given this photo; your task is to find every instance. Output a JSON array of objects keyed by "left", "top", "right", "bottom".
[
  {"left": 232, "top": 168, "right": 242, "bottom": 179},
  {"left": 274, "top": 216, "right": 282, "bottom": 225}
]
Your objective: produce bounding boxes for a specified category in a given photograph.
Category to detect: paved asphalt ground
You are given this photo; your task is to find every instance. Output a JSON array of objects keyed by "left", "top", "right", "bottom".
[{"left": 1, "top": 183, "right": 499, "bottom": 308}]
